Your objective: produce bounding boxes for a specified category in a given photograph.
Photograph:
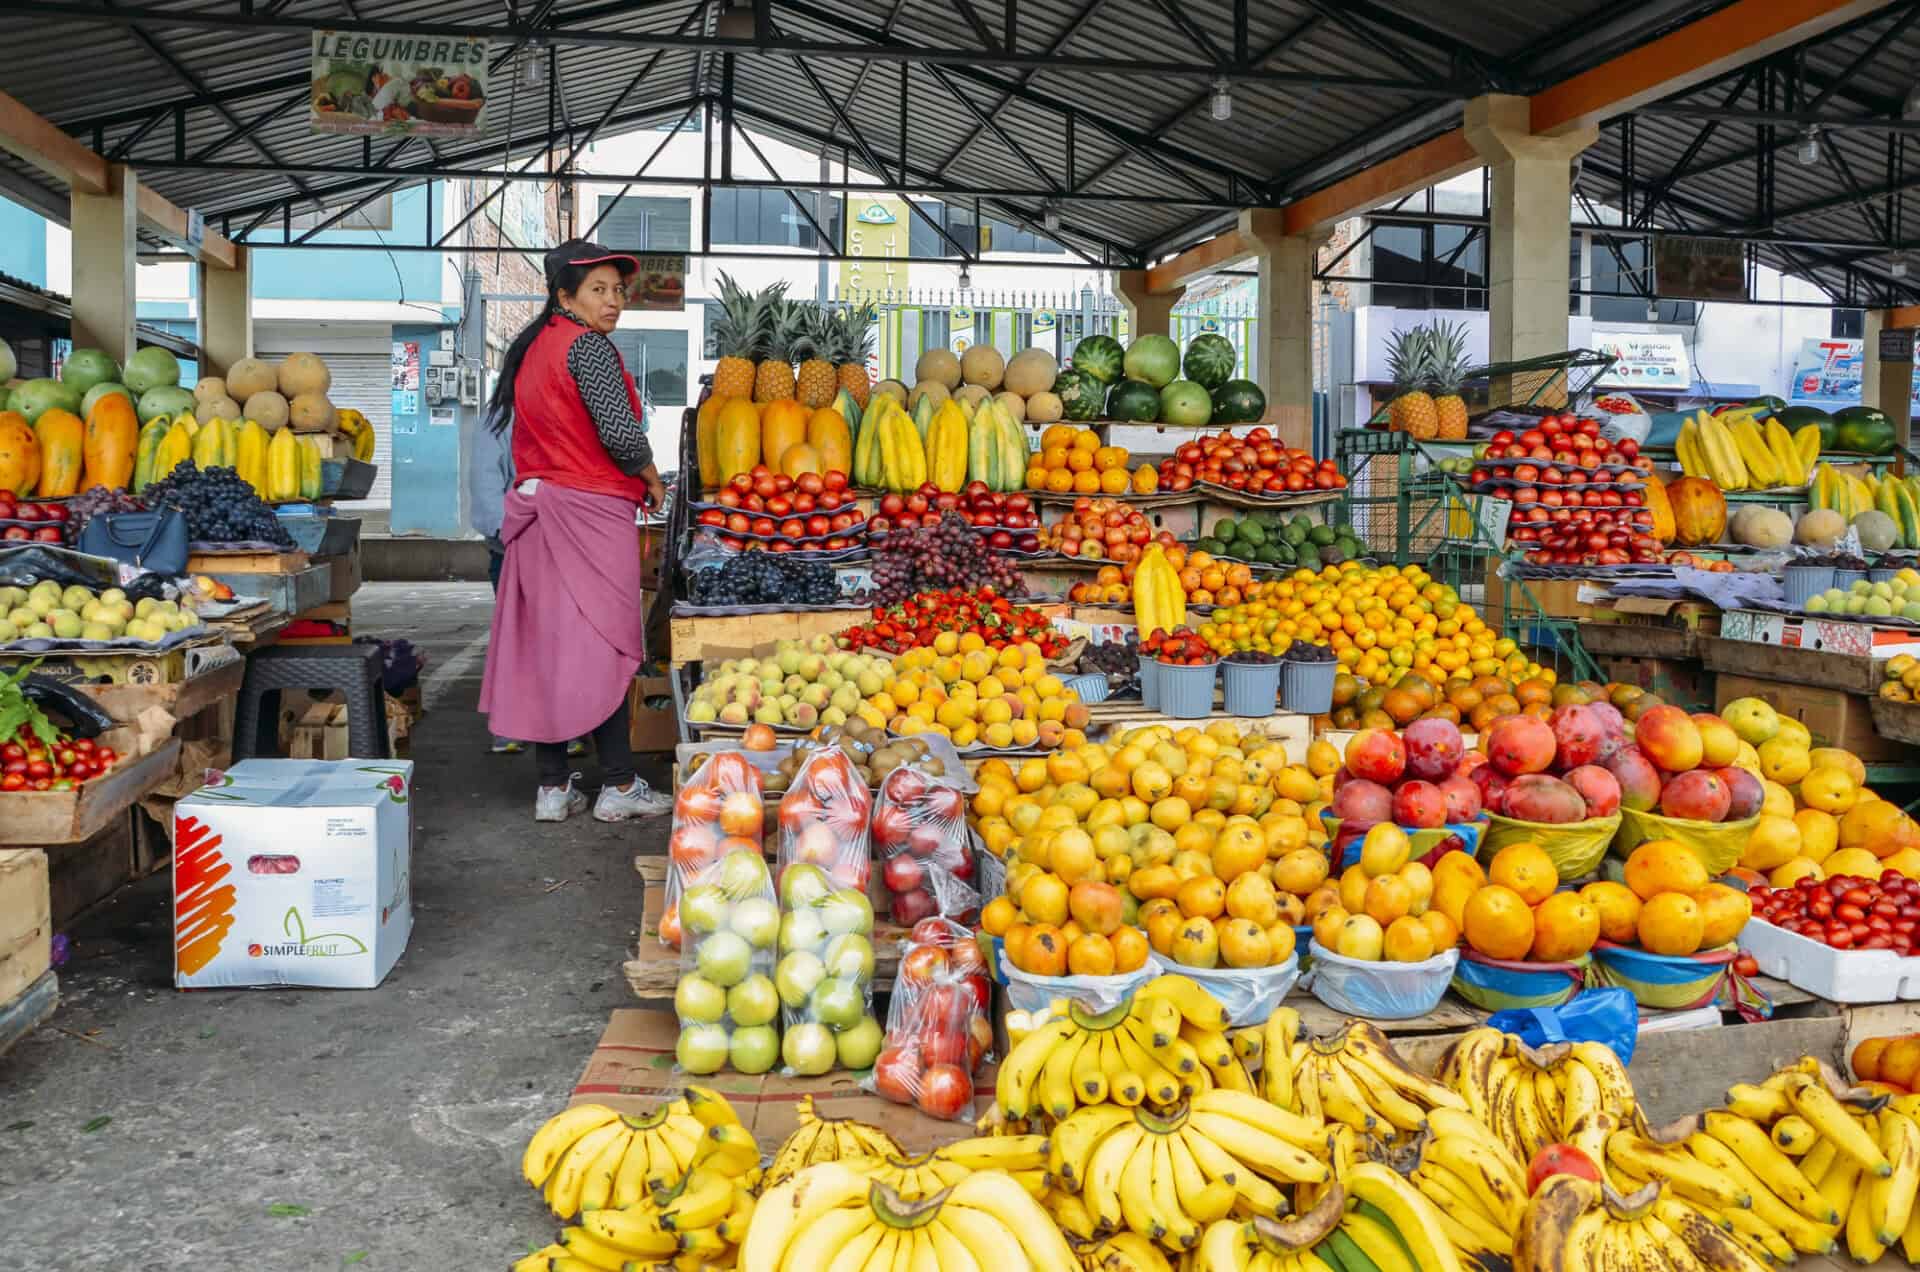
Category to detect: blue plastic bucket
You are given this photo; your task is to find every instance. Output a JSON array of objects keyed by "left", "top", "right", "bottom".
[
  {"left": 1451, "top": 949, "right": 1589, "bottom": 1011},
  {"left": 1783, "top": 564, "right": 1834, "bottom": 607},
  {"left": 1221, "top": 659, "right": 1282, "bottom": 716},
  {"left": 1282, "top": 658, "right": 1337, "bottom": 714},
  {"left": 1157, "top": 661, "right": 1218, "bottom": 719},
  {"left": 1137, "top": 655, "right": 1160, "bottom": 709}
]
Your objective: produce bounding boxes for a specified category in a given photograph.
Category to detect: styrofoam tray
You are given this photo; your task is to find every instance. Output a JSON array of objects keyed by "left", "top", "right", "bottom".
[{"left": 1740, "top": 917, "right": 1920, "bottom": 1004}]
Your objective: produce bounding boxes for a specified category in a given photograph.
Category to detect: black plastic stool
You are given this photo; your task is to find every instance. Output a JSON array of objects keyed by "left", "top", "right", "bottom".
[{"left": 234, "top": 643, "right": 391, "bottom": 760}]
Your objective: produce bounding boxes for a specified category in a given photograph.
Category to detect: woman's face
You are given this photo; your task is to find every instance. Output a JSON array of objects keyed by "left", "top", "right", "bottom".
[{"left": 561, "top": 264, "right": 628, "bottom": 335}]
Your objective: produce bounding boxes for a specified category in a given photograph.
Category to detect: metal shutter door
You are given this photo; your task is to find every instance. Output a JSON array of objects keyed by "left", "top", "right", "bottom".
[{"left": 259, "top": 351, "right": 393, "bottom": 509}]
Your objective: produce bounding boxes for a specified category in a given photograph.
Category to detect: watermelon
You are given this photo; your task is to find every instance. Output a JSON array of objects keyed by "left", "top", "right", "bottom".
[
  {"left": 60, "top": 348, "right": 120, "bottom": 394},
  {"left": 1159, "top": 380, "right": 1212, "bottom": 427},
  {"left": 1053, "top": 369, "right": 1103, "bottom": 420},
  {"left": 1745, "top": 395, "right": 1786, "bottom": 412},
  {"left": 1070, "top": 334, "right": 1124, "bottom": 385},
  {"left": 1211, "top": 379, "right": 1266, "bottom": 425},
  {"left": 5, "top": 378, "right": 81, "bottom": 423},
  {"left": 123, "top": 346, "right": 181, "bottom": 395},
  {"left": 1123, "top": 334, "right": 1180, "bottom": 387},
  {"left": 1833, "top": 404, "right": 1897, "bottom": 455},
  {"left": 1776, "top": 404, "right": 1836, "bottom": 449},
  {"left": 1107, "top": 379, "right": 1161, "bottom": 423},
  {"left": 1183, "top": 333, "right": 1236, "bottom": 389}
]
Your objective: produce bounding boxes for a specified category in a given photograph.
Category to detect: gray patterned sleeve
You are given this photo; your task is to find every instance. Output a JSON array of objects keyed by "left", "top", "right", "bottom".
[{"left": 568, "top": 330, "right": 653, "bottom": 475}]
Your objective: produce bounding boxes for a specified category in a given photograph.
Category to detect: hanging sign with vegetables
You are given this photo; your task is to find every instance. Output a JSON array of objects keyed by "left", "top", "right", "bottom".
[{"left": 311, "top": 30, "right": 490, "bottom": 136}]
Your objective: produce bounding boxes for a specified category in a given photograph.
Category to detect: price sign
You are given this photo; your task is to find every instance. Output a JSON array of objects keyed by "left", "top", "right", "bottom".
[
  {"left": 1880, "top": 328, "right": 1916, "bottom": 365},
  {"left": 1476, "top": 496, "right": 1512, "bottom": 546}
]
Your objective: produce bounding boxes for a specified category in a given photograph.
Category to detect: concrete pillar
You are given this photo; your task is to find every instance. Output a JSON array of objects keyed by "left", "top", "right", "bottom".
[
  {"left": 1241, "top": 209, "right": 1327, "bottom": 447},
  {"left": 1465, "top": 95, "right": 1597, "bottom": 392},
  {"left": 68, "top": 164, "right": 137, "bottom": 364},
  {"left": 1114, "top": 269, "right": 1184, "bottom": 339},
  {"left": 1863, "top": 310, "right": 1916, "bottom": 465},
  {"left": 197, "top": 247, "right": 252, "bottom": 375}
]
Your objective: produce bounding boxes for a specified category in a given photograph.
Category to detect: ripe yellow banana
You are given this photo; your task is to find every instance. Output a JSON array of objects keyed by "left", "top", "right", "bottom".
[
  {"left": 1784, "top": 1074, "right": 1891, "bottom": 1177},
  {"left": 1425, "top": 1134, "right": 1526, "bottom": 1226},
  {"left": 1871, "top": 1108, "right": 1920, "bottom": 1243},
  {"left": 1727, "top": 1083, "right": 1792, "bottom": 1123},
  {"left": 1135, "top": 973, "right": 1233, "bottom": 1033},
  {"left": 1607, "top": 1129, "right": 1748, "bottom": 1210},
  {"left": 1691, "top": 1131, "right": 1840, "bottom": 1254},
  {"left": 1181, "top": 1124, "right": 1289, "bottom": 1217},
  {"left": 524, "top": 1105, "right": 621, "bottom": 1188},
  {"left": 1342, "top": 1162, "right": 1464, "bottom": 1272},
  {"left": 1730, "top": 417, "right": 1782, "bottom": 487},
  {"left": 997, "top": 1016, "right": 1077, "bottom": 1119},
  {"left": 1188, "top": 1110, "right": 1329, "bottom": 1183},
  {"left": 1704, "top": 1110, "right": 1837, "bottom": 1223}
]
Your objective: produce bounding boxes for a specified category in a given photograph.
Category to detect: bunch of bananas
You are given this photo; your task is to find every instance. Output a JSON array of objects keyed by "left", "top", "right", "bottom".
[
  {"left": 1193, "top": 1167, "right": 1464, "bottom": 1272},
  {"left": 1258, "top": 1009, "right": 1467, "bottom": 1137},
  {"left": 999, "top": 976, "right": 1249, "bottom": 1122},
  {"left": 1516, "top": 1173, "right": 1766, "bottom": 1272},
  {"left": 335, "top": 407, "right": 377, "bottom": 463},
  {"left": 514, "top": 1089, "right": 760, "bottom": 1272},
  {"left": 1043, "top": 1090, "right": 1330, "bottom": 1254},
  {"left": 741, "top": 1161, "right": 1080, "bottom": 1272},
  {"left": 1676, "top": 407, "right": 1818, "bottom": 492},
  {"left": 519, "top": 1088, "right": 741, "bottom": 1219},
  {"left": 840, "top": 1135, "right": 1052, "bottom": 1199},
  {"left": 763, "top": 1094, "right": 904, "bottom": 1189},
  {"left": 1438, "top": 1028, "right": 1635, "bottom": 1168},
  {"left": 1406, "top": 1107, "right": 1529, "bottom": 1264}
]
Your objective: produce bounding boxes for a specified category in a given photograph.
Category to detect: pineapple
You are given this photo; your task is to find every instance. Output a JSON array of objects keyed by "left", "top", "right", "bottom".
[
  {"left": 709, "top": 272, "right": 772, "bottom": 400},
  {"left": 755, "top": 297, "right": 802, "bottom": 403},
  {"left": 1384, "top": 326, "right": 1438, "bottom": 439},
  {"left": 1428, "top": 320, "right": 1471, "bottom": 440},
  {"left": 794, "top": 305, "right": 838, "bottom": 408},
  {"left": 835, "top": 304, "right": 876, "bottom": 407}
]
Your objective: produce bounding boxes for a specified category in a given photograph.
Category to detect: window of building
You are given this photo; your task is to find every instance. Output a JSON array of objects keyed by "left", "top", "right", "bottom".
[
  {"left": 710, "top": 188, "right": 842, "bottom": 249},
  {"left": 980, "top": 214, "right": 1065, "bottom": 255},
  {"left": 1367, "top": 220, "right": 1484, "bottom": 310},
  {"left": 1833, "top": 309, "right": 1866, "bottom": 339},
  {"left": 289, "top": 193, "right": 394, "bottom": 232},
  {"left": 1589, "top": 237, "right": 1696, "bottom": 323},
  {"left": 906, "top": 200, "right": 1063, "bottom": 258},
  {"left": 608, "top": 328, "right": 690, "bottom": 408},
  {"left": 700, "top": 301, "right": 722, "bottom": 360},
  {"left": 595, "top": 196, "right": 692, "bottom": 251}
]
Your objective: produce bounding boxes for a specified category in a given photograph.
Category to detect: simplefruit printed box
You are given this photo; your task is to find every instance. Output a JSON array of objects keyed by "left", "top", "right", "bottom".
[{"left": 173, "top": 758, "right": 413, "bottom": 989}]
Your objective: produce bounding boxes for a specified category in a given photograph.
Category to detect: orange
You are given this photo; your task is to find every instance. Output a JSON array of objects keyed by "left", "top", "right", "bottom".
[
  {"left": 1636, "top": 893, "right": 1704, "bottom": 957},
  {"left": 1418, "top": 909, "right": 1460, "bottom": 952},
  {"left": 1176, "top": 875, "right": 1227, "bottom": 920},
  {"left": 980, "top": 895, "right": 1016, "bottom": 936},
  {"left": 1854, "top": 1036, "right": 1893, "bottom": 1083},
  {"left": 1577, "top": 881, "right": 1642, "bottom": 945},
  {"left": 1692, "top": 883, "right": 1752, "bottom": 948},
  {"left": 1382, "top": 915, "right": 1435, "bottom": 963},
  {"left": 1017, "top": 924, "right": 1068, "bottom": 976},
  {"left": 1881, "top": 1038, "right": 1920, "bottom": 1089},
  {"left": 1462, "top": 885, "right": 1535, "bottom": 960},
  {"left": 1530, "top": 892, "right": 1601, "bottom": 962},
  {"left": 1363, "top": 874, "right": 1414, "bottom": 927},
  {"left": 1488, "top": 842, "right": 1559, "bottom": 906},
  {"left": 1622, "top": 839, "right": 1709, "bottom": 901},
  {"left": 1110, "top": 926, "right": 1150, "bottom": 973},
  {"left": 1066, "top": 932, "right": 1116, "bottom": 976}
]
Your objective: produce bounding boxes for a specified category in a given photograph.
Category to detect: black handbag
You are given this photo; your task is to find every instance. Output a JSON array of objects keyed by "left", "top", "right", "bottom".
[{"left": 77, "top": 508, "right": 190, "bottom": 576}]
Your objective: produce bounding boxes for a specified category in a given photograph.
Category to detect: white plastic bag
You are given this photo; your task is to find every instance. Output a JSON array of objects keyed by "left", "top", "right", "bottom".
[
  {"left": 1001, "top": 953, "right": 1164, "bottom": 1014},
  {"left": 1175, "top": 957, "right": 1302, "bottom": 1028},
  {"left": 1305, "top": 941, "right": 1459, "bottom": 1020}
]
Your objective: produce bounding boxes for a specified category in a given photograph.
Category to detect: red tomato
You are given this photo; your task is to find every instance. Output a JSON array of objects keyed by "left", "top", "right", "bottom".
[
  {"left": 1523, "top": 1143, "right": 1602, "bottom": 1195},
  {"left": 896, "top": 944, "right": 949, "bottom": 992},
  {"left": 1732, "top": 953, "right": 1759, "bottom": 977},
  {"left": 915, "top": 1063, "right": 972, "bottom": 1119},
  {"left": 872, "top": 1045, "right": 922, "bottom": 1106}
]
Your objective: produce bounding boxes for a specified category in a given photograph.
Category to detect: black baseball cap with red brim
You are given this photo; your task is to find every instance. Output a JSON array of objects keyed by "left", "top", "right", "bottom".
[{"left": 544, "top": 239, "right": 640, "bottom": 284}]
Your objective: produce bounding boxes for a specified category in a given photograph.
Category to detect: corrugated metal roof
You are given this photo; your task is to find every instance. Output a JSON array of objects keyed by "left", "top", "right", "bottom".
[{"left": 0, "top": 0, "right": 1799, "bottom": 269}]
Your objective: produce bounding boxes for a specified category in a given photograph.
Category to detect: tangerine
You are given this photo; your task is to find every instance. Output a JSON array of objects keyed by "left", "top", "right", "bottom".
[
  {"left": 1462, "top": 885, "right": 1535, "bottom": 960},
  {"left": 1692, "top": 883, "right": 1752, "bottom": 948},
  {"left": 1531, "top": 892, "right": 1601, "bottom": 962},
  {"left": 1488, "top": 842, "right": 1559, "bottom": 906},
  {"left": 1622, "top": 839, "right": 1709, "bottom": 901},
  {"left": 1636, "top": 893, "right": 1704, "bottom": 956},
  {"left": 1577, "top": 880, "right": 1641, "bottom": 944}
]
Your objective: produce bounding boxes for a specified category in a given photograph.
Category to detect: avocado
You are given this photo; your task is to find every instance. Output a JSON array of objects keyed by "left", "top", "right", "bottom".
[
  {"left": 1195, "top": 537, "right": 1223, "bottom": 556},
  {"left": 1257, "top": 543, "right": 1284, "bottom": 565},
  {"left": 1308, "top": 524, "right": 1337, "bottom": 547},
  {"left": 1282, "top": 522, "right": 1308, "bottom": 546},
  {"left": 1238, "top": 520, "right": 1267, "bottom": 548},
  {"left": 1213, "top": 518, "right": 1239, "bottom": 542}
]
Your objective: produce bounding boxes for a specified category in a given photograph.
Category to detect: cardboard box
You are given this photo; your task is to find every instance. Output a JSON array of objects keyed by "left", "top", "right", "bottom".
[
  {"left": 172, "top": 759, "right": 414, "bottom": 990},
  {"left": 0, "top": 849, "right": 51, "bottom": 1007},
  {"left": 571, "top": 1009, "right": 991, "bottom": 1153},
  {"left": 1598, "top": 656, "right": 1716, "bottom": 713},
  {"left": 1713, "top": 674, "right": 1908, "bottom": 763},
  {"left": 628, "top": 675, "right": 678, "bottom": 753},
  {"left": 0, "top": 638, "right": 239, "bottom": 688}
]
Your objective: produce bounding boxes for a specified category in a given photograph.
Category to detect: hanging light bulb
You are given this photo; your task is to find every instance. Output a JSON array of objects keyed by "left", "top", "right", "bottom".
[
  {"left": 1211, "top": 78, "right": 1232, "bottom": 122},
  {"left": 521, "top": 38, "right": 548, "bottom": 88},
  {"left": 957, "top": 266, "right": 973, "bottom": 292},
  {"left": 1893, "top": 253, "right": 1911, "bottom": 280},
  {"left": 1042, "top": 201, "right": 1061, "bottom": 233},
  {"left": 1796, "top": 126, "right": 1821, "bottom": 166}
]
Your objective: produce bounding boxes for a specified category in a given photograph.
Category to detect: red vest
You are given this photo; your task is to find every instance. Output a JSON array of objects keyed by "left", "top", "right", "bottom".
[{"left": 511, "top": 315, "right": 650, "bottom": 502}]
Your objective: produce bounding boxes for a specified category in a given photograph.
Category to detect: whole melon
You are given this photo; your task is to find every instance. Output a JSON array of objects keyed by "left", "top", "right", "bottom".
[
  {"left": 279, "top": 352, "right": 332, "bottom": 398},
  {"left": 1070, "top": 334, "right": 1124, "bottom": 385},
  {"left": 1106, "top": 380, "right": 1161, "bottom": 423},
  {"left": 1854, "top": 509, "right": 1899, "bottom": 553},
  {"left": 1182, "top": 333, "right": 1236, "bottom": 389},
  {"left": 953, "top": 384, "right": 991, "bottom": 410},
  {"left": 195, "top": 395, "right": 243, "bottom": 425},
  {"left": 993, "top": 391, "right": 1027, "bottom": 422},
  {"left": 1122, "top": 334, "right": 1180, "bottom": 388},
  {"left": 122, "top": 346, "right": 181, "bottom": 395},
  {"left": 1158, "top": 380, "right": 1213, "bottom": 427},
  {"left": 1025, "top": 391, "right": 1063, "bottom": 423},
  {"left": 289, "top": 392, "right": 338, "bottom": 433},
  {"left": 6, "top": 378, "right": 82, "bottom": 424},
  {"left": 1003, "top": 348, "right": 1058, "bottom": 396},
  {"left": 244, "top": 390, "right": 291, "bottom": 433},
  {"left": 914, "top": 348, "right": 962, "bottom": 389},
  {"left": 959, "top": 345, "right": 1005, "bottom": 389},
  {"left": 1052, "top": 369, "right": 1102, "bottom": 420},
  {"left": 1211, "top": 379, "right": 1267, "bottom": 425},
  {"left": 60, "top": 348, "right": 119, "bottom": 394},
  {"left": 136, "top": 384, "right": 195, "bottom": 421},
  {"left": 1795, "top": 508, "right": 1846, "bottom": 547},
  {"left": 909, "top": 381, "right": 951, "bottom": 412},
  {"left": 226, "top": 357, "right": 279, "bottom": 400},
  {"left": 80, "top": 382, "right": 131, "bottom": 419},
  {"left": 873, "top": 379, "right": 908, "bottom": 405},
  {"left": 0, "top": 337, "right": 14, "bottom": 383},
  {"left": 193, "top": 376, "right": 230, "bottom": 405},
  {"left": 1731, "top": 506, "right": 1792, "bottom": 549}
]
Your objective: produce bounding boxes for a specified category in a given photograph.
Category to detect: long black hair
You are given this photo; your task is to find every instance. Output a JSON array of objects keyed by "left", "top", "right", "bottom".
[{"left": 486, "top": 260, "right": 599, "bottom": 434}]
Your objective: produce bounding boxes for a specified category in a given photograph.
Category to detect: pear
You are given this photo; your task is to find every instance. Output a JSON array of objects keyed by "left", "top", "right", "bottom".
[
  {"left": 60, "top": 585, "right": 92, "bottom": 612},
  {"left": 99, "top": 588, "right": 126, "bottom": 606},
  {"left": 686, "top": 700, "right": 718, "bottom": 723},
  {"left": 49, "top": 611, "right": 83, "bottom": 639},
  {"left": 80, "top": 622, "right": 114, "bottom": 641},
  {"left": 7, "top": 607, "right": 35, "bottom": 629},
  {"left": 753, "top": 703, "right": 785, "bottom": 726},
  {"left": 0, "top": 620, "right": 16, "bottom": 643},
  {"left": 820, "top": 706, "right": 848, "bottom": 727},
  {"left": 0, "top": 587, "right": 22, "bottom": 610},
  {"left": 135, "top": 597, "right": 161, "bottom": 618},
  {"left": 23, "top": 622, "right": 52, "bottom": 639},
  {"left": 26, "top": 595, "right": 54, "bottom": 619},
  {"left": 29, "top": 580, "right": 60, "bottom": 602}
]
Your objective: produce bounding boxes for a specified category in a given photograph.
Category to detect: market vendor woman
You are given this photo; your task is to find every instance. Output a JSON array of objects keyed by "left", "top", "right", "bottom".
[{"left": 480, "top": 240, "right": 672, "bottom": 823}]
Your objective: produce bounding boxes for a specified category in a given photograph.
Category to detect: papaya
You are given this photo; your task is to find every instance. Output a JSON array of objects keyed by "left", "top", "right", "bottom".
[
  {"left": 967, "top": 407, "right": 998, "bottom": 491},
  {"left": 81, "top": 393, "right": 139, "bottom": 491},
  {"left": 32, "top": 408, "right": 84, "bottom": 497},
  {"left": 132, "top": 418, "right": 169, "bottom": 492},
  {"left": 714, "top": 398, "right": 761, "bottom": 483},
  {"left": 153, "top": 420, "right": 194, "bottom": 484},
  {"left": 694, "top": 394, "right": 729, "bottom": 489},
  {"left": 804, "top": 406, "right": 852, "bottom": 476},
  {"left": 0, "top": 411, "right": 41, "bottom": 495},
  {"left": 853, "top": 394, "right": 889, "bottom": 487},
  {"left": 779, "top": 442, "right": 822, "bottom": 478},
  {"left": 995, "top": 405, "right": 1030, "bottom": 492},
  {"left": 759, "top": 399, "right": 807, "bottom": 470},
  {"left": 1641, "top": 469, "right": 1676, "bottom": 543}
]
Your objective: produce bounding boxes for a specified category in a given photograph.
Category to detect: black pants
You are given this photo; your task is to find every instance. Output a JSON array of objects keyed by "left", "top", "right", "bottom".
[{"left": 536, "top": 701, "right": 634, "bottom": 789}]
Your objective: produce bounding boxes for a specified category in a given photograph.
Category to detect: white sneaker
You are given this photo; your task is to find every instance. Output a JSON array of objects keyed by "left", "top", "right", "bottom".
[
  {"left": 593, "top": 777, "right": 672, "bottom": 821},
  {"left": 534, "top": 775, "right": 589, "bottom": 822}
]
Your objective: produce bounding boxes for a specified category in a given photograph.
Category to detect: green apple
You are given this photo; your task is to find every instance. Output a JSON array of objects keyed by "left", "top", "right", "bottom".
[
  {"left": 676, "top": 1023, "right": 731, "bottom": 1075},
  {"left": 781, "top": 1022, "right": 836, "bottom": 1076},
  {"left": 729, "top": 1025, "right": 778, "bottom": 1075},
  {"left": 726, "top": 973, "right": 779, "bottom": 1028},
  {"left": 809, "top": 979, "right": 865, "bottom": 1030},
  {"left": 774, "top": 950, "right": 826, "bottom": 1008},
  {"left": 822, "top": 933, "right": 875, "bottom": 984},
  {"left": 836, "top": 1016, "right": 884, "bottom": 1069},
  {"left": 679, "top": 885, "right": 729, "bottom": 936},
  {"left": 674, "top": 973, "right": 728, "bottom": 1025},
  {"left": 695, "top": 931, "right": 753, "bottom": 989}
]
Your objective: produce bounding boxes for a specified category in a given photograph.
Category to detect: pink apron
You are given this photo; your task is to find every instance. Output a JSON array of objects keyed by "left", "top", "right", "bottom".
[{"left": 480, "top": 480, "right": 644, "bottom": 743}]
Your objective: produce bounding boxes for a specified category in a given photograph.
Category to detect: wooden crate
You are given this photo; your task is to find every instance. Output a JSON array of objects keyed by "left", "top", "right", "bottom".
[
  {"left": 1699, "top": 634, "right": 1883, "bottom": 695},
  {"left": 187, "top": 549, "right": 311, "bottom": 574},
  {"left": 1872, "top": 697, "right": 1920, "bottom": 747},
  {"left": 0, "top": 849, "right": 51, "bottom": 1007},
  {"left": 0, "top": 741, "right": 180, "bottom": 847},
  {"left": 39, "top": 812, "right": 136, "bottom": 925}
]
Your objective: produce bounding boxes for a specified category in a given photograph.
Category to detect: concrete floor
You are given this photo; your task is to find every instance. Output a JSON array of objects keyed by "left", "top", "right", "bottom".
[{"left": 0, "top": 582, "right": 672, "bottom": 1270}]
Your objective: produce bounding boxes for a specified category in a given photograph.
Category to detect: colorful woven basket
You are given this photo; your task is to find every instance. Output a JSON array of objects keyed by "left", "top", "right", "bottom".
[
  {"left": 1612, "top": 807, "right": 1759, "bottom": 877},
  {"left": 1587, "top": 939, "right": 1735, "bottom": 1009},
  {"left": 1477, "top": 811, "right": 1620, "bottom": 881},
  {"left": 1324, "top": 815, "right": 1485, "bottom": 874},
  {"left": 1451, "top": 949, "right": 1590, "bottom": 1011}
]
